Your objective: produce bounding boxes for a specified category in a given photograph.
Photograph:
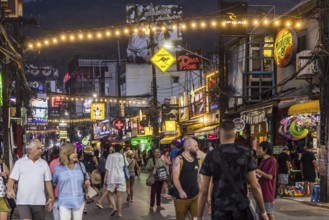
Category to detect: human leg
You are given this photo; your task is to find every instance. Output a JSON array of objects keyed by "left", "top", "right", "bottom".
[
  {"left": 117, "top": 191, "right": 123, "bottom": 217},
  {"left": 309, "top": 182, "right": 315, "bottom": 197},
  {"left": 156, "top": 181, "right": 164, "bottom": 208},
  {"left": 174, "top": 199, "right": 189, "bottom": 220},
  {"left": 97, "top": 190, "right": 108, "bottom": 209},
  {"left": 17, "top": 205, "right": 33, "bottom": 220},
  {"left": 30, "top": 205, "right": 45, "bottom": 220},
  {"left": 59, "top": 206, "right": 72, "bottom": 220},
  {"left": 188, "top": 195, "right": 198, "bottom": 219},
  {"left": 126, "top": 179, "right": 131, "bottom": 202},
  {"left": 130, "top": 177, "right": 135, "bottom": 201},
  {"left": 72, "top": 204, "right": 85, "bottom": 220},
  {"left": 150, "top": 183, "right": 157, "bottom": 208}
]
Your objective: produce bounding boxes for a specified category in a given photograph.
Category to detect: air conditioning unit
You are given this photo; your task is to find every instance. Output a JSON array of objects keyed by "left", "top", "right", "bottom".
[
  {"left": 296, "top": 50, "right": 319, "bottom": 77},
  {"left": 1, "top": 0, "right": 23, "bottom": 17}
]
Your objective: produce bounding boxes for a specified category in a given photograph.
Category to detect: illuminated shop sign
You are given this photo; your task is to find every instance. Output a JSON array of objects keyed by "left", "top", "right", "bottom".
[{"left": 274, "top": 28, "right": 297, "bottom": 67}]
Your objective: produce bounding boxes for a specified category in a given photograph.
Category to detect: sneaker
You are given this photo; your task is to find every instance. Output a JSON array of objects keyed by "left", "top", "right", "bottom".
[
  {"left": 96, "top": 203, "right": 103, "bottom": 209},
  {"left": 156, "top": 206, "right": 165, "bottom": 211},
  {"left": 83, "top": 208, "right": 87, "bottom": 214}
]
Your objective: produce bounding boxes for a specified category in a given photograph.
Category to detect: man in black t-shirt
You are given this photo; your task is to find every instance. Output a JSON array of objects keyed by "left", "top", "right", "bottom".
[
  {"left": 277, "top": 146, "right": 291, "bottom": 196},
  {"left": 300, "top": 147, "right": 318, "bottom": 196},
  {"left": 197, "top": 121, "right": 268, "bottom": 220}
]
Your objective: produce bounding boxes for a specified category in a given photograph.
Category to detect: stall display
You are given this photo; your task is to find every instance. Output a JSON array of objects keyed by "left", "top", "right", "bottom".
[{"left": 279, "top": 116, "right": 319, "bottom": 140}]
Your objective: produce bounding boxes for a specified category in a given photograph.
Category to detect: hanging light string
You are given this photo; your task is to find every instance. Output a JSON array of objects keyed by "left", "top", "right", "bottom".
[
  {"left": 48, "top": 94, "right": 149, "bottom": 105},
  {"left": 26, "top": 15, "right": 305, "bottom": 50},
  {"left": 47, "top": 118, "right": 96, "bottom": 123}
]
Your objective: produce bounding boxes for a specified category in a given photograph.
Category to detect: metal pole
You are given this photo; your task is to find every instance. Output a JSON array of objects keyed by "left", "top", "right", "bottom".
[
  {"left": 150, "top": 3, "right": 159, "bottom": 143},
  {"left": 319, "top": 0, "right": 329, "bottom": 202},
  {"left": 117, "top": 40, "right": 121, "bottom": 97}
]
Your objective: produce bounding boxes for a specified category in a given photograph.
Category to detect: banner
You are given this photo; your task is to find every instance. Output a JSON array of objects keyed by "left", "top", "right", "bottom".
[
  {"left": 191, "top": 87, "right": 206, "bottom": 117},
  {"left": 162, "top": 104, "right": 178, "bottom": 122},
  {"left": 126, "top": 4, "right": 183, "bottom": 23},
  {"left": 179, "top": 92, "right": 189, "bottom": 122},
  {"left": 126, "top": 4, "right": 183, "bottom": 64},
  {"left": 176, "top": 51, "right": 201, "bottom": 71},
  {"left": 206, "top": 73, "right": 219, "bottom": 111},
  {"left": 90, "top": 103, "right": 105, "bottom": 120}
]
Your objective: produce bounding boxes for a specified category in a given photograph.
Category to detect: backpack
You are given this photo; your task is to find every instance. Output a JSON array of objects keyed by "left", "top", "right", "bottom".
[{"left": 83, "top": 155, "right": 95, "bottom": 173}]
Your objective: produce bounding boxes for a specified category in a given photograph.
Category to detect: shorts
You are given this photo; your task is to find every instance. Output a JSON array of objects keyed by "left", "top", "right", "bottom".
[
  {"left": 0, "top": 197, "right": 10, "bottom": 212},
  {"left": 256, "top": 202, "right": 274, "bottom": 214},
  {"left": 304, "top": 174, "right": 316, "bottom": 182},
  {"left": 17, "top": 205, "right": 45, "bottom": 219},
  {"left": 107, "top": 183, "right": 126, "bottom": 192},
  {"left": 278, "top": 174, "right": 289, "bottom": 184}
]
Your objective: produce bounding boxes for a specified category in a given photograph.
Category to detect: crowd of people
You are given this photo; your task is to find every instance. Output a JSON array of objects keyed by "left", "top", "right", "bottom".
[{"left": 0, "top": 120, "right": 320, "bottom": 220}]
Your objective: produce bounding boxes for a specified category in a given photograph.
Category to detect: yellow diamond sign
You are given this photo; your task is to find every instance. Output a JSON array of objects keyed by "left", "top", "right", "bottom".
[{"left": 150, "top": 47, "right": 176, "bottom": 72}]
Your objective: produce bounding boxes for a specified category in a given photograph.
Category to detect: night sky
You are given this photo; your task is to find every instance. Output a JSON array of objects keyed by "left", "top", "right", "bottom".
[{"left": 23, "top": 0, "right": 302, "bottom": 74}]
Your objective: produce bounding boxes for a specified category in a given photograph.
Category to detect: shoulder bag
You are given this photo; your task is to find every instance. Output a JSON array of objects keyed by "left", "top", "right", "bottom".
[
  {"left": 146, "top": 158, "right": 156, "bottom": 186},
  {"left": 0, "top": 163, "right": 16, "bottom": 211},
  {"left": 122, "top": 154, "right": 130, "bottom": 181}
]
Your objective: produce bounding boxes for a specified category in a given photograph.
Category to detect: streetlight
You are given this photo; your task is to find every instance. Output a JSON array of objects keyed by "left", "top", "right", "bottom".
[{"left": 92, "top": 93, "right": 97, "bottom": 98}]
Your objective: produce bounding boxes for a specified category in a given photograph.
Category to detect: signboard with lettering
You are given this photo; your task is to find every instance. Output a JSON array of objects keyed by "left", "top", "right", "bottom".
[
  {"left": 51, "top": 96, "right": 64, "bottom": 108},
  {"left": 274, "top": 28, "right": 297, "bottom": 67},
  {"left": 90, "top": 103, "right": 105, "bottom": 120},
  {"left": 162, "top": 104, "right": 178, "bottom": 122},
  {"left": 150, "top": 47, "right": 176, "bottom": 72},
  {"left": 179, "top": 92, "right": 189, "bottom": 122},
  {"left": 28, "top": 99, "right": 48, "bottom": 123},
  {"left": 165, "top": 121, "right": 176, "bottom": 134},
  {"left": 191, "top": 87, "right": 206, "bottom": 117},
  {"left": 176, "top": 51, "right": 201, "bottom": 71},
  {"left": 219, "top": 1, "right": 247, "bottom": 36},
  {"left": 206, "top": 73, "right": 219, "bottom": 111}
]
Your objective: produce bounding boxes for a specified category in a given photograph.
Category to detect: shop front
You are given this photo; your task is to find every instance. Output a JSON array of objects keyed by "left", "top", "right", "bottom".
[{"left": 276, "top": 99, "right": 320, "bottom": 197}]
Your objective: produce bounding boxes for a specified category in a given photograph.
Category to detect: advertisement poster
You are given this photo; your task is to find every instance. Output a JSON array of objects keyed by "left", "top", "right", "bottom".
[
  {"left": 162, "top": 104, "right": 179, "bottom": 122},
  {"left": 29, "top": 98, "right": 48, "bottom": 123},
  {"left": 93, "top": 119, "right": 111, "bottom": 139},
  {"left": 227, "top": 39, "right": 245, "bottom": 108},
  {"left": 90, "top": 103, "right": 105, "bottom": 120},
  {"left": 179, "top": 92, "right": 189, "bottom": 122},
  {"left": 206, "top": 73, "right": 219, "bottom": 111},
  {"left": 126, "top": 4, "right": 183, "bottom": 64},
  {"left": 191, "top": 88, "right": 206, "bottom": 118}
]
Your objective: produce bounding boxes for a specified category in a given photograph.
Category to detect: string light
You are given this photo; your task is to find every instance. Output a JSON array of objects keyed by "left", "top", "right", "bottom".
[{"left": 26, "top": 17, "right": 304, "bottom": 50}]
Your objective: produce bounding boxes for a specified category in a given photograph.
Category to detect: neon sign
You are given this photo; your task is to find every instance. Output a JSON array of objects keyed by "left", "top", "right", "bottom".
[{"left": 274, "top": 28, "right": 297, "bottom": 67}]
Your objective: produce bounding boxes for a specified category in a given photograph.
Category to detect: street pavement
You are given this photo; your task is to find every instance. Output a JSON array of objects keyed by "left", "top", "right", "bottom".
[{"left": 11, "top": 173, "right": 329, "bottom": 219}]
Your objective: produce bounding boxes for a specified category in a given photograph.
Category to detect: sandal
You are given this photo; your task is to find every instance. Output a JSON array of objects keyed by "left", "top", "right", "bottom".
[
  {"left": 111, "top": 209, "right": 118, "bottom": 216},
  {"left": 126, "top": 194, "right": 131, "bottom": 202},
  {"left": 96, "top": 203, "right": 103, "bottom": 209}
]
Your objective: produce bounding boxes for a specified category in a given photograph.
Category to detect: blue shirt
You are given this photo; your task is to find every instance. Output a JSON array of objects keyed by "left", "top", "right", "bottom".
[
  {"left": 53, "top": 163, "right": 89, "bottom": 209},
  {"left": 170, "top": 148, "right": 180, "bottom": 160}
]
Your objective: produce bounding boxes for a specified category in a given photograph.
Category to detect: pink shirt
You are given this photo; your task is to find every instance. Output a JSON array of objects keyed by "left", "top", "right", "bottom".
[
  {"left": 258, "top": 156, "right": 277, "bottom": 202},
  {"left": 49, "top": 158, "right": 60, "bottom": 197}
]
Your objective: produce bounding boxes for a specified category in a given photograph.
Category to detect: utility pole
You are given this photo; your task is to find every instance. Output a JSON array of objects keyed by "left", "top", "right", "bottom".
[
  {"left": 150, "top": 3, "right": 159, "bottom": 145},
  {"left": 319, "top": 0, "right": 329, "bottom": 202}
]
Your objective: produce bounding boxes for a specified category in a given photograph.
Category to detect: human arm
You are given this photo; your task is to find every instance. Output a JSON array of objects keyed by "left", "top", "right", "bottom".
[
  {"left": 104, "top": 170, "right": 108, "bottom": 186},
  {"left": 146, "top": 158, "right": 156, "bottom": 172},
  {"left": 172, "top": 157, "right": 186, "bottom": 199},
  {"left": 256, "top": 169, "right": 273, "bottom": 180},
  {"left": 197, "top": 175, "right": 211, "bottom": 219},
  {"left": 247, "top": 171, "right": 268, "bottom": 220},
  {"left": 0, "top": 163, "right": 10, "bottom": 178},
  {"left": 45, "top": 181, "right": 55, "bottom": 210},
  {"left": 6, "top": 178, "right": 16, "bottom": 199},
  {"left": 93, "top": 156, "right": 98, "bottom": 168},
  {"left": 312, "top": 160, "right": 319, "bottom": 172}
]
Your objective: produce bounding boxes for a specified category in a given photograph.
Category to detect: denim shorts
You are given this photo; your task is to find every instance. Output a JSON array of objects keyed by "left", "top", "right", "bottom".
[{"left": 256, "top": 202, "right": 274, "bottom": 214}]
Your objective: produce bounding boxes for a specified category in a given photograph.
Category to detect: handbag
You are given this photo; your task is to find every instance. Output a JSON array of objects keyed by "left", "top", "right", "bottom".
[
  {"left": 146, "top": 174, "right": 155, "bottom": 186},
  {"left": 86, "top": 185, "right": 98, "bottom": 199},
  {"left": 122, "top": 154, "right": 130, "bottom": 181},
  {"left": 0, "top": 163, "right": 16, "bottom": 211},
  {"left": 155, "top": 166, "right": 167, "bottom": 181},
  {"left": 77, "top": 162, "right": 88, "bottom": 200}
]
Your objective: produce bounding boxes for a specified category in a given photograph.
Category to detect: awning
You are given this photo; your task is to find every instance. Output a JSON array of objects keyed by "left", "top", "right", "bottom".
[
  {"left": 288, "top": 100, "right": 320, "bottom": 115},
  {"left": 160, "top": 135, "right": 180, "bottom": 145},
  {"left": 194, "top": 125, "right": 218, "bottom": 136}
]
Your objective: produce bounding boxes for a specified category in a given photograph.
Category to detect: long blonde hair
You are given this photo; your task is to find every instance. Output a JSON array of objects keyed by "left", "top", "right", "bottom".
[{"left": 60, "top": 143, "right": 76, "bottom": 166}]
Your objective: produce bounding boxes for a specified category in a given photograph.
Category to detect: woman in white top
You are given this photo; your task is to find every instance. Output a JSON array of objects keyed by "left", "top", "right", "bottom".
[{"left": 126, "top": 150, "right": 141, "bottom": 202}]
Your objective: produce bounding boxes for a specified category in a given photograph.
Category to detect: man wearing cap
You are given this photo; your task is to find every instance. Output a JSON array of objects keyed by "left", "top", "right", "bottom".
[
  {"left": 256, "top": 141, "right": 277, "bottom": 220},
  {"left": 277, "top": 146, "right": 291, "bottom": 196},
  {"left": 7, "top": 139, "right": 54, "bottom": 220}
]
